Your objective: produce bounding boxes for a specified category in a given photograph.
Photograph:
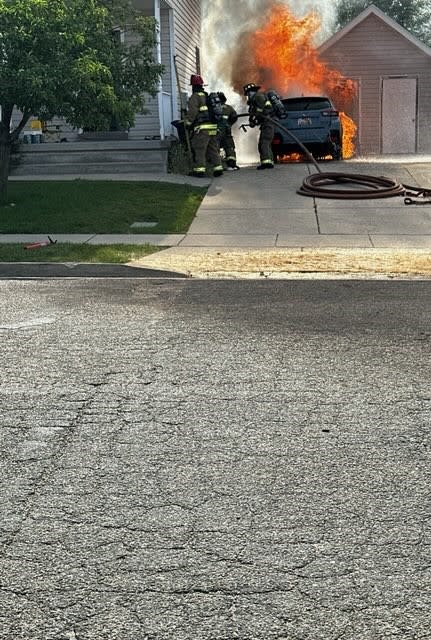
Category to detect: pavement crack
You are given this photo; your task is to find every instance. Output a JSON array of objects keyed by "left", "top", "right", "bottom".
[{"left": 0, "top": 372, "right": 117, "bottom": 558}]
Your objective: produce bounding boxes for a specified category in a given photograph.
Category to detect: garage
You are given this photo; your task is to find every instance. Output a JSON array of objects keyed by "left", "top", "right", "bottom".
[{"left": 318, "top": 4, "right": 431, "bottom": 156}]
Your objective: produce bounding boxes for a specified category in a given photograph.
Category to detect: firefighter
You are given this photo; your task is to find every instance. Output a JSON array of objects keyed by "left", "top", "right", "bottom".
[
  {"left": 243, "top": 82, "right": 275, "bottom": 170},
  {"left": 185, "top": 74, "right": 224, "bottom": 178},
  {"left": 217, "top": 92, "right": 240, "bottom": 171}
]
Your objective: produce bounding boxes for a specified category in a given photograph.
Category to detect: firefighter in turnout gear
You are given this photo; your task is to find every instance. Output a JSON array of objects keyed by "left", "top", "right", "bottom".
[
  {"left": 217, "top": 92, "right": 240, "bottom": 170},
  {"left": 185, "top": 75, "right": 224, "bottom": 178},
  {"left": 243, "top": 82, "right": 275, "bottom": 170}
]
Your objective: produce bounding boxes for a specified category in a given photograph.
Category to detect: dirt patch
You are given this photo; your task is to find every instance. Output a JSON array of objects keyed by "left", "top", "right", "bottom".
[{"left": 129, "top": 248, "right": 431, "bottom": 279}]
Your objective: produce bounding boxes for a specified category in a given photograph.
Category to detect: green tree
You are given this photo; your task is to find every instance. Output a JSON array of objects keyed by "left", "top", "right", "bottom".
[
  {"left": 335, "top": 0, "right": 431, "bottom": 46},
  {"left": 0, "top": 0, "right": 163, "bottom": 203}
]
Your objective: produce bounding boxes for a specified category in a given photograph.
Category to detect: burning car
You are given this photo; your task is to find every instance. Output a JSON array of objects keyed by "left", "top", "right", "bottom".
[{"left": 272, "top": 96, "right": 343, "bottom": 162}]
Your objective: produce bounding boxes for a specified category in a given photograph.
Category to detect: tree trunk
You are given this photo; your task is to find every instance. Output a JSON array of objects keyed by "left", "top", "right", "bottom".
[
  {"left": 0, "top": 138, "right": 11, "bottom": 205},
  {"left": 0, "top": 104, "right": 29, "bottom": 205}
]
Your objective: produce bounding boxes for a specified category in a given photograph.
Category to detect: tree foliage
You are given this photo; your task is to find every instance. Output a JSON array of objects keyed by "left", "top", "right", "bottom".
[
  {"left": 0, "top": 0, "right": 164, "bottom": 201},
  {"left": 335, "top": 0, "right": 431, "bottom": 46}
]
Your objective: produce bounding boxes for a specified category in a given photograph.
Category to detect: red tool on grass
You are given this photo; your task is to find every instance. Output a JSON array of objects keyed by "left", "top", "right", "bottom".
[{"left": 24, "top": 236, "right": 57, "bottom": 250}]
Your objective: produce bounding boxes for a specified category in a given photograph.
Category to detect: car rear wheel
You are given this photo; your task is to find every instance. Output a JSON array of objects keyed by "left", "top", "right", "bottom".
[
  {"left": 332, "top": 145, "right": 343, "bottom": 161},
  {"left": 329, "top": 134, "right": 343, "bottom": 161}
]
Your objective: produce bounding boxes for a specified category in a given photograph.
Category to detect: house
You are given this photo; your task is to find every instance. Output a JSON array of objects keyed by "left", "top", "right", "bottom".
[
  {"left": 318, "top": 4, "right": 431, "bottom": 155},
  {"left": 127, "top": 0, "right": 202, "bottom": 141},
  {"left": 12, "top": 0, "right": 201, "bottom": 144},
  {"left": 9, "top": 0, "right": 201, "bottom": 175}
]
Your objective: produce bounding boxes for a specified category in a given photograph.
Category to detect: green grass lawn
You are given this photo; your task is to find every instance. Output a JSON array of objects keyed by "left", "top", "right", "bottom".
[
  {"left": 0, "top": 180, "right": 207, "bottom": 233},
  {"left": 0, "top": 243, "right": 163, "bottom": 263}
]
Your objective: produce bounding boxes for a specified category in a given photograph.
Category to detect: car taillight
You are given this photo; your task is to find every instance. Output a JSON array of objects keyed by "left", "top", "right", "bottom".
[{"left": 321, "top": 110, "right": 339, "bottom": 117}]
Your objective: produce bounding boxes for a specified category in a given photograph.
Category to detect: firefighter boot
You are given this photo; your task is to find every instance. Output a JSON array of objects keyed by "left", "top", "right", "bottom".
[
  {"left": 226, "top": 159, "right": 240, "bottom": 171},
  {"left": 257, "top": 163, "right": 274, "bottom": 170}
]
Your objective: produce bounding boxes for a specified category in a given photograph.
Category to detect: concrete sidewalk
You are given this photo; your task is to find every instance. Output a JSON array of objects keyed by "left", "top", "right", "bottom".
[{"left": 5, "top": 159, "right": 431, "bottom": 250}]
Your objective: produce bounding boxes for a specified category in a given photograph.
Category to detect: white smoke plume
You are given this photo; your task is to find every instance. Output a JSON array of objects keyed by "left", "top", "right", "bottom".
[
  {"left": 200, "top": 0, "right": 338, "bottom": 164},
  {"left": 201, "top": 0, "right": 336, "bottom": 93}
]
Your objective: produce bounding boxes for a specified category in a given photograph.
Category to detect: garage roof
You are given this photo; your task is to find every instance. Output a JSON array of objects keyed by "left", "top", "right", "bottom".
[{"left": 319, "top": 3, "right": 431, "bottom": 57}]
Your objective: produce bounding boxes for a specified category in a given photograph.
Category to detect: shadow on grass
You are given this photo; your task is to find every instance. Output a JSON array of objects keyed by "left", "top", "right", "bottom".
[{"left": 0, "top": 243, "right": 164, "bottom": 263}]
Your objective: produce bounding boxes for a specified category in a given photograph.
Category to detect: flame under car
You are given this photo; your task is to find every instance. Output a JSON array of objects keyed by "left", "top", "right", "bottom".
[{"left": 272, "top": 96, "right": 343, "bottom": 162}]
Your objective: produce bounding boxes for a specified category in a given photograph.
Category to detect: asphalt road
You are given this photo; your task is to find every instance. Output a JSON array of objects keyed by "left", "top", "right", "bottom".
[{"left": 1, "top": 278, "right": 430, "bottom": 640}]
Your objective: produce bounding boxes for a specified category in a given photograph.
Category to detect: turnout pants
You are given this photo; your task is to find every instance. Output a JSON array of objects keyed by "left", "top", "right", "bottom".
[
  {"left": 258, "top": 121, "right": 275, "bottom": 165},
  {"left": 219, "top": 130, "right": 237, "bottom": 165},
  {"left": 191, "top": 129, "right": 223, "bottom": 175}
]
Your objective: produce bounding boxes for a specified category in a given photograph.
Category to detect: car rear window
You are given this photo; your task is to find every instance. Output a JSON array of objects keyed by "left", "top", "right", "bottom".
[{"left": 282, "top": 98, "right": 332, "bottom": 111}]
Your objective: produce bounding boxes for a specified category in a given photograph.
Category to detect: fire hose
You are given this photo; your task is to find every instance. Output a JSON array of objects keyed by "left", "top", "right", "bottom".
[{"left": 239, "top": 113, "right": 431, "bottom": 204}]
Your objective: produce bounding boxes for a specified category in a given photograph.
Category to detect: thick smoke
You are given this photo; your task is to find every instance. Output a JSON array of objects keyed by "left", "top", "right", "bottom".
[{"left": 201, "top": 0, "right": 337, "bottom": 94}]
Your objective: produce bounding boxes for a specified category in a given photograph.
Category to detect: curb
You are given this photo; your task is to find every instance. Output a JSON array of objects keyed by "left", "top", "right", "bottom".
[{"left": 0, "top": 262, "right": 189, "bottom": 279}]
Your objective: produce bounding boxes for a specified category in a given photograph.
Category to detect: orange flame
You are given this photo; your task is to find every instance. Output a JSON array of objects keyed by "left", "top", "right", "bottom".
[
  {"left": 252, "top": 5, "right": 356, "bottom": 105},
  {"left": 340, "top": 112, "right": 357, "bottom": 159},
  {"left": 231, "top": 2, "right": 358, "bottom": 155}
]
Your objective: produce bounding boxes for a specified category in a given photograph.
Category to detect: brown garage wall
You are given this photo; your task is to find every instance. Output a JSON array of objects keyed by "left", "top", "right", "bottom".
[{"left": 319, "top": 8, "right": 431, "bottom": 155}]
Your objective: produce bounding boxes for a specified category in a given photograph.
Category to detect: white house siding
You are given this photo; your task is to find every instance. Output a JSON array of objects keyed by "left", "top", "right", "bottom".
[
  {"left": 320, "top": 13, "right": 431, "bottom": 155},
  {"left": 159, "top": 8, "right": 175, "bottom": 137},
  {"left": 130, "top": 0, "right": 201, "bottom": 139},
  {"left": 167, "top": 0, "right": 201, "bottom": 138},
  {"left": 169, "top": 0, "right": 201, "bottom": 91},
  {"left": 128, "top": 96, "right": 161, "bottom": 140},
  {"left": 126, "top": 2, "right": 160, "bottom": 139},
  {"left": 160, "top": 9, "right": 173, "bottom": 94}
]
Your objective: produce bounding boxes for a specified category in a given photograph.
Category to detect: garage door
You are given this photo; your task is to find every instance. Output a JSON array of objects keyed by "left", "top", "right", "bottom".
[{"left": 382, "top": 77, "right": 417, "bottom": 154}]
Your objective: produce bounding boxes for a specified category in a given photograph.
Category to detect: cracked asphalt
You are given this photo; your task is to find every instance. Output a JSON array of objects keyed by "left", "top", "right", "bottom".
[{"left": 0, "top": 278, "right": 430, "bottom": 639}]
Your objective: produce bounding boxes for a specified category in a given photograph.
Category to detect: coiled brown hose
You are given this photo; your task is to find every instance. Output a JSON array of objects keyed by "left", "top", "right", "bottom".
[
  {"left": 262, "top": 115, "right": 408, "bottom": 199},
  {"left": 297, "top": 172, "right": 406, "bottom": 199}
]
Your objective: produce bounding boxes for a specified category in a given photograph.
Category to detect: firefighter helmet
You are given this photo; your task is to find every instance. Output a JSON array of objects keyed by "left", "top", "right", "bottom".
[
  {"left": 217, "top": 91, "right": 227, "bottom": 104},
  {"left": 190, "top": 74, "right": 205, "bottom": 86},
  {"left": 243, "top": 83, "right": 260, "bottom": 95}
]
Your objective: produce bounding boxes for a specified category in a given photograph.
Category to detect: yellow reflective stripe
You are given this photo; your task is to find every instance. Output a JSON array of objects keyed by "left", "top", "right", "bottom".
[
  {"left": 199, "top": 106, "right": 209, "bottom": 111},
  {"left": 195, "top": 123, "right": 217, "bottom": 130},
  {"left": 261, "top": 159, "right": 273, "bottom": 165}
]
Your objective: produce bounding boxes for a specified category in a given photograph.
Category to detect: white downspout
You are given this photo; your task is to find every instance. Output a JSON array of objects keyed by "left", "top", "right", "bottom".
[
  {"left": 154, "top": 0, "right": 164, "bottom": 140},
  {"left": 169, "top": 8, "right": 178, "bottom": 122}
]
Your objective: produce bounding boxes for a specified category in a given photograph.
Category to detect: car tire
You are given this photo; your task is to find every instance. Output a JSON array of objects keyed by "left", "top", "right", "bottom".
[{"left": 332, "top": 147, "right": 343, "bottom": 161}]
